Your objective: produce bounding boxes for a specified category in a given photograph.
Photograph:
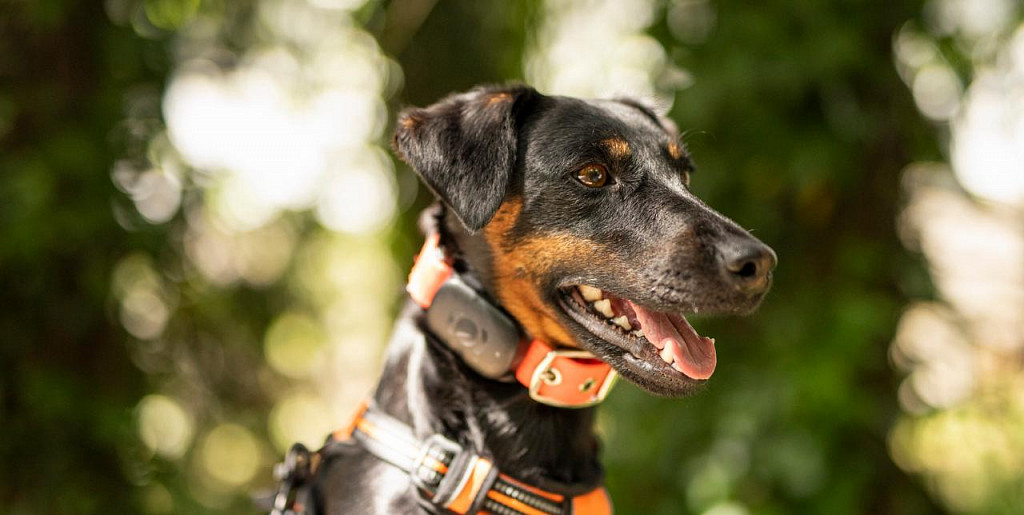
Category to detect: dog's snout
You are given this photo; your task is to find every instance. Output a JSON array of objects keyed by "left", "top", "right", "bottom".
[{"left": 719, "top": 239, "right": 777, "bottom": 293}]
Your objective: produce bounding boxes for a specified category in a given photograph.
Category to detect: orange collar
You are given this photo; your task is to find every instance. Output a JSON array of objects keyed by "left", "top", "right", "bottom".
[{"left": 407, "top": 233, "right": 617, "bottom": 408}]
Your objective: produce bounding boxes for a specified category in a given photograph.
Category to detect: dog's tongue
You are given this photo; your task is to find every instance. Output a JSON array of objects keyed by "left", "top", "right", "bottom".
[{"left": 627, "top": 301, "right": 716, "bottom": 379}]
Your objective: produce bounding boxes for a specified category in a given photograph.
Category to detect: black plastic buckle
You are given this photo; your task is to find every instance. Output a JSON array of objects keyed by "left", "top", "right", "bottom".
[
  {"left": 420, "top": 436, "right": 499, "bottom": 513},
  {"left": 411, "top": 434, "right": 462, "bottom": 495},
  {"left": 271, "top": 443, "right": 312, "bottom": 515}
]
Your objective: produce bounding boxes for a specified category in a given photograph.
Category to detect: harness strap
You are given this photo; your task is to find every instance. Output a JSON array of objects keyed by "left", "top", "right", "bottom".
[
  {"left": 338, "top": 403, "right": 612, "bottom": 515},
  {"left": 408, "top": 232, "right": 617, "bottom": 408}
]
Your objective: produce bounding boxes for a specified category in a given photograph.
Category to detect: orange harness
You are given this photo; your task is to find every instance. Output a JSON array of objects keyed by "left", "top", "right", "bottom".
[{"left": 329, "top": 402, "right": 612, "bottom": 515}]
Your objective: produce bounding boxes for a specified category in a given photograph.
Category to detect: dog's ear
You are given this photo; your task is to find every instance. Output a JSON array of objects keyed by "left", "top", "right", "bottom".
[{"left": 393, "top": 85, "right": 539, "bottom": 232}]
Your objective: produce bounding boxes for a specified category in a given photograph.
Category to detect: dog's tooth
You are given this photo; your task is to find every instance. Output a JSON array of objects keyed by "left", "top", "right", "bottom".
[
  {"left": 659, "top": 343, "right": 675, "bottom": 364},
  {"left": 611, "top": 316, "right": 631, "bottom": 331},
  {"left": 632, "top": 329, "right": 644, "bottom": 338},
  {"left": 593, "top": 299, "right": 613, "bottom": 318},
  {"left": 579, "top": 285, "right": 603, "bottom": 302}
]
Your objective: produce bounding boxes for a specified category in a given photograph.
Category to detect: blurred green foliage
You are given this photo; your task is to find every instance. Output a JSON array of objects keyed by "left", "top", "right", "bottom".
[
  {"left": 1, "top": 1, "right": 159, "bottom": 512},
  {"left": 0, "top": 0, "right": 984, "bottom": 513}
]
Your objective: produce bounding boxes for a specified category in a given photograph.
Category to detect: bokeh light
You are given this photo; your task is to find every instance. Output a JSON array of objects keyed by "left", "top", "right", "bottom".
[
  {"left": 138, "top": 394, "right": 194, "bottom": 459},
  {"left": 951, "top": 26, "right": 1024, "bottom": 205},
  {"left": 891, "top": 2, "right": 1024, "bottom": 510},
  {"left": 264, "top": 312, "right": 325, "bottom": 378},
  {"left": 526, "top": 0, "right": 678, "bottom": 103},
  {"left": 113, "top": 254, "right": 174, "bottom": 340},
  {"left": 268, "top": 391, "right": 335, "bottom": 451},
  {"left": 118, "top": 0, "right": 402, "bottom": 506},
  {"left": 198, "top": 424, "right": 264, "bottom": 488}
]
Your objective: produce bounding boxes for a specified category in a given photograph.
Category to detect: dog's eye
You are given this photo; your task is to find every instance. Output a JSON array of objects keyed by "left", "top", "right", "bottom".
[
  {"left": 682, "top": 170, "right": 691, "bottom": 187},
  {"left": 576, "top": 164, "right": 608, "bottom": 188}
]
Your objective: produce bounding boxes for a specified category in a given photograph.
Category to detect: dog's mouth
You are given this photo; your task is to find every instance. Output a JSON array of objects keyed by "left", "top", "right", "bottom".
[{"left": 558, "top": 285, "right": 716, "bottom": 384}]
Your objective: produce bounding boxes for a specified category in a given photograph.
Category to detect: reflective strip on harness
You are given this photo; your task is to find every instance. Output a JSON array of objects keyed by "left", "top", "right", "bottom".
[{"left": 343, "top": 403, "right": 612, "bottom": 515}]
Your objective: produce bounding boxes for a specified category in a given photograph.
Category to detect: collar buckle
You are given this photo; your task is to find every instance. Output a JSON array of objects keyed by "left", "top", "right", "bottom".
[{"left": 527, "top": 348, "right": 618, "bottom": 408}]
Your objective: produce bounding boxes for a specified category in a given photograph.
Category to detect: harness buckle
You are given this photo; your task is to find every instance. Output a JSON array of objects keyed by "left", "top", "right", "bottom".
[
  {"left": 270, "top": 443, "right": 312, "bottom": 514},
  {"left": 528, "top": 349, "right": 618, "bottom": 408},
  {"left": 411, "top": 434, "right": 461, "bottom": 494},
  {"left": 414, "top": 434, "right": 498, "bottom": 513}
]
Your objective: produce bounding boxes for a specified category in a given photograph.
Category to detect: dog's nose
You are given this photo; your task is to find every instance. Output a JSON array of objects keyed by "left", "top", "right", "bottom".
[{"left": 719, "top": 238, "right": 777, "bottom": 293}]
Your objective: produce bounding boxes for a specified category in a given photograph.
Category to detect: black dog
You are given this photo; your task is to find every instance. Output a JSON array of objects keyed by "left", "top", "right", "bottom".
[{"left": 270, "top": 85, "right": 776, "bottom": 514}]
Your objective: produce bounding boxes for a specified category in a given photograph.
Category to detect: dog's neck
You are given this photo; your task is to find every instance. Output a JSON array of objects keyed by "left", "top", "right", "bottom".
[{"left": 369, "top": 206, "right": 604, "bottom": 494}]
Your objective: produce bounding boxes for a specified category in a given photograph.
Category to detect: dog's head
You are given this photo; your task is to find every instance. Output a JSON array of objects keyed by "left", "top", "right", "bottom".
[{"left": 393, "top": 85, "right": 776, "bottom": 396}]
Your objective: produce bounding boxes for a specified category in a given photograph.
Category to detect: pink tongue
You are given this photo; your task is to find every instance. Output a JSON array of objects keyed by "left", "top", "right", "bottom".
[{"left": 627, "top": 301, "right": 717, "bottom": 379}]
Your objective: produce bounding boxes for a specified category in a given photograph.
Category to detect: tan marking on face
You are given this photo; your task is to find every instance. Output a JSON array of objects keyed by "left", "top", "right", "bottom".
[
  {"left": 399, "top": 115, "right": 420, "bottom": 129},
  {"left": 486, "top": 92, "right": 514, "bottom": 105},
  {"left": 667, "top": 140, "right": 682, "bottom": 160},
  {"left": 601, "top": 138, "right": 631, "bottom": 160},
  {"left": 484, "top": 199, "right": 637, "bottom": 348}
]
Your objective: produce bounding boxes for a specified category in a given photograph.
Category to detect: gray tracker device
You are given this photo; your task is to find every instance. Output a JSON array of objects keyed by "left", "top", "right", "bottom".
[{"left": 424, "top": 274, "right": 522, "bottom": 380}]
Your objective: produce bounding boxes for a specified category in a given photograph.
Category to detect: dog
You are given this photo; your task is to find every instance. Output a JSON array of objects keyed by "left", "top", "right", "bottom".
[{"left": 269, "top": 84, "right": 776, "bottom": 514}]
